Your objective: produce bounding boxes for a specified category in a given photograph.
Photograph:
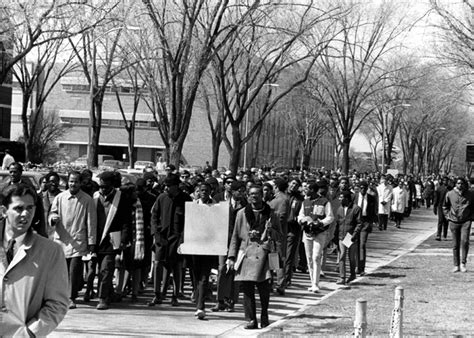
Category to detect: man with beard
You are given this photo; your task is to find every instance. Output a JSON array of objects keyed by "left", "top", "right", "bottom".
[{"left": 148, "top": 173, "right": 192, "bottom": 307}]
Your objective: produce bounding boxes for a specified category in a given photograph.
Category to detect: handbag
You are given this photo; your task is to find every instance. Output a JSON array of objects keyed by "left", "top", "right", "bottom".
[{"left": 268, "top": 238, "right": 280, "bottom": 271}]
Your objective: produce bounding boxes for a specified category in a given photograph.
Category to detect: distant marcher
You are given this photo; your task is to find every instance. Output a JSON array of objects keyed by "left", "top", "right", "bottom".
[
  {"left": 443, "top": 177, "right": 474, "bottom": 273},
  {"left": 1, "top": 148, "right": 14, "bottom": 170},
  {"left": 0, "top": 183, "right": 69, "bottom": 336},
  {"left": 433, "top": 177, "right": 451, "bottom": 241},
  {"left": 391, "top": 180, "right": 408, "bottom": 229},
  {"left": 376, "top": 175, "right": 393, "bottom": 231},
  {"left": 335, "top": 191, "right": 362, "bottom": 285}
]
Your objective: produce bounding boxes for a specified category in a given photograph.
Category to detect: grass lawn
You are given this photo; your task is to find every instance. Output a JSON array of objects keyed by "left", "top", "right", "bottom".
[{"left": 265, "top": 234, "right": 474, "bottom": 336}]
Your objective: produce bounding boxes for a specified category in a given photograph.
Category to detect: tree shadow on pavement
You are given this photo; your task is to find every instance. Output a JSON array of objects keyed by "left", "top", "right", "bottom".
[{"left": 366, "top": 272, "right": 405, "bottom": 278}]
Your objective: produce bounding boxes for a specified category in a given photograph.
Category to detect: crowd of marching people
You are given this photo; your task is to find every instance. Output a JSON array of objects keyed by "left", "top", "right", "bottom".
[{"left": 1, "top": 160, "right": 472, "bottom": 331}]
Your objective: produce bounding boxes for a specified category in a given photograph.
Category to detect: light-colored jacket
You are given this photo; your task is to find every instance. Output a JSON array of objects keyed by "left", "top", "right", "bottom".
[
  {"left": 391, "top": 186, "right": 408, "bottom": 213},
  {"left": 0, "top": 225, "right": 69, "bottom": 337},
  {"left": 377, "top": 183, "right": 393, "bottom": 214},
  {"left": 49, "top": 189, "right": 97, "bottom": 258},
  {"left": 228, "top": 204, "right": 282, "bottom": 282}
]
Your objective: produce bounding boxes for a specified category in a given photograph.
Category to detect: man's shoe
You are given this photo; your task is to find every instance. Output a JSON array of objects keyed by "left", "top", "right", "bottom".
[
  {"left": 147, "top": 296, "right": 162, "bottom": 306},
  {"left": 131, "top": 295, "right": 138, "bottom": 303},
  {"left": 308, "top": 285, "right": 320, "bottom": 293},
  {"left": 83, "top": 291, "right": 91, "bottom": 303},
  {"left": 261, "top": 316, "right": 270, "bottom": 328},
  {"left": 378, "top": 226, "right": 383, "bottom": 231},
  {"left": 171, "top": 296, "right": 179, "bottom": 306},
  {"left": 347, "top": 275, "right": 356, "bottom": 283},
  {"left": 96, "top": 299, "right": 109, "bottom": 310},
  {"left": 452, "top": 266, "right": 460, "bottom": 273},
  {"left": 460, "top": 264, "right": 467, "bottom": 273},
  {"left": 69, "top": 299, "right": 77, "bottom": 309},
  {"left": 276, "top": 287, "right": 285, "bottom": 296},
  {"left": 196, "top": 309, "right": 206, "bottom": 320},
  {"left": 336, "top": 278, "right": 346, "bottom": 285},
  {"left": 210, "top": 302, "right": 227, "bottom": 312},
  {"left": 435, "top": 236, "right": 441, "bottom": 241},
  {"left": 244, "top": 320, "right": 258, "bottom": 330}
]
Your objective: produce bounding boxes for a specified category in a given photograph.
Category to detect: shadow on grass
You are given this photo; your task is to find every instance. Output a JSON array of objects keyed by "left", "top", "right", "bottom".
[
  {"left": 287, "top": 313, "right": 349, "bottom": 320},
  {"left": 366, "top": 272, "right": 406, "bottom": 279},
  {"left": 378, "top": 265, "right": 414, "bottom": 270}
]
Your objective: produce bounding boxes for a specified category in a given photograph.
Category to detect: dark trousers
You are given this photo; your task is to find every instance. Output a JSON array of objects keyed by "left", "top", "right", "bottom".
[
  {"left": 66, "top": 257, "right": 84, "bottom": 300},
  {"left": 357, "top": 228, "right": 370, "bottom": 273},
  {"left": 450, "top": 221, "right": 471, "bottom": 266},
  {"left": 241, "top": 279, "right": 270, "bottom": 323},
  {"left": 97, "top": 253, "right": 116, "bottom": 301},
  {"left": 216, "top": 255, "right": 239, "bottom": 304},
  {"left": 378, "top": 214, "right": 388, "bottom": 230},
  {"left": 339, "top": 239, "right": 358, "bottom": 279},
  {"left": 437, "top": 210, "right": 449, "bottom": 238},
  {"left": 153, "top": 260, "right": 182, "bottom": 298},
  {"left": 393, "top": 212, "right": 404, "bottom": 226},
  {"left": 85, "top": 257, "right": 97, "bottom": 295},
  {"left": 284, "top": 229, "right": 301, "bottom": 286},
  {"left": 191, "top": 255, "right": 213, "bottom": 310}
]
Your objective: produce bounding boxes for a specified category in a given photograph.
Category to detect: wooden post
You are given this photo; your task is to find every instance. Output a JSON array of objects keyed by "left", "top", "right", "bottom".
[
  {"left": 354, "top": 298, "right": 367, "bottom": 337},
  {"left": 390, "top": 286, "right": 404, "bottom": 338}
]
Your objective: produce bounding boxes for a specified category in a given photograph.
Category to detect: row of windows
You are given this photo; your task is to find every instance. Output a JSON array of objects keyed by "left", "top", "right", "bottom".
[
  {"left": 62, "top": 84, "right": 147, "bottom": 94},
  {"left": 60, "top": 117, "right": 157, "bottom": 128}
]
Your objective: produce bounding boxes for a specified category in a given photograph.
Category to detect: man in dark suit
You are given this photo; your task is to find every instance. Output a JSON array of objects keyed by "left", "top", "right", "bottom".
[
  {"left": 212, "top": 180, "right": 247, "bottom": 312},
  {"left": 353, "top": 180, "right": 376, "bottom": 276},
  {"left": 433, "top": 176, "right": 450, "bottom": 241},
  {"left": 268, "top": 178, "right": 290, "bottom": 295},
  {"left": 336, "top": 191, "right": 362, "bottom": 285},
  {"left": 148, "top": 173, "right": 192, "bottom": 307},
  {"left": 93, "top": 171, "right": 132, "bottom": 310}
]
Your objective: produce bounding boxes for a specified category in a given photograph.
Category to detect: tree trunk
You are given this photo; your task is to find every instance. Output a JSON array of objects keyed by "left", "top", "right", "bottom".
[
  {"left": 250, "top": 123, "right": 263, "bottom": 168},
  {"left": 168, "top": 140, "right": 184, "bottom": 168},
  {"left": 211, "top": 137, "right": 221, "bottom": 170},
  {"left": 89, "top": 100, "right": 102, "bottom": 168},
  {"left": 127, "top": 126, "right": 135, "bottom": 169},
  {"left": 341, "top": 137, "right": 351, "bottom": 175},
  {"left": 228, "top": 127, "right": 243, "bottom": 173}
]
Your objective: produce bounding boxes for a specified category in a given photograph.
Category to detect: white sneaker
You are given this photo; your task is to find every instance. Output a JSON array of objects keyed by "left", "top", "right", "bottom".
[
  {"left": 452, "top": 266, "right": 460, "bottom": 273},
  {"left": 308, "top": 285, "right": 320, "bottom": 293},
  {"left": 460, "top": 264, "right": 467, "bottom": 273}
]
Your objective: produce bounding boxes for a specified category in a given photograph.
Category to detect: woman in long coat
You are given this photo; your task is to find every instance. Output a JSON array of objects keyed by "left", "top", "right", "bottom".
[{"left": 228, "top": 185, "right": 282, "bottom": 330}]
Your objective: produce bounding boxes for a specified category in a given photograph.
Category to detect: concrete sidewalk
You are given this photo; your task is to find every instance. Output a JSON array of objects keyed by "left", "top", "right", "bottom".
[{"left": 51, "top": 208, "right": 438, "bottom": 337}]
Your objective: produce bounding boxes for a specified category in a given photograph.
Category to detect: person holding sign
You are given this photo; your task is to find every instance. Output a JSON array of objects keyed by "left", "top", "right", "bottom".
[
  {"left": 335, "top": 190, "right": 362, "bottom": 285},
  {"left": 93, "top": 171, "right": 132, "bottom": 310},
  {"left": 227, "top": 185, "right": 282, "bottom": 330}
]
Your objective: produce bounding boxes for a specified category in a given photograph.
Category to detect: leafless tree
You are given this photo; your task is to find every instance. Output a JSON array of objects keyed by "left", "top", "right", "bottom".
[
  {"left": 210, "top": 1, "right": 344, "bottom": 173},
  {"left": 12, "top": 36, "right": 77, "bottom": 162},
  {"left": 308, "top": 1, "right": 416, "bottom": 174},
  {"left": 430, "top": 0, "right": 473, "bottom": 90},
  {"left": 0, "top": 1, "right": 111, "bottom": 85},
  {"left": 133, "top": 0, "right": 261, "bottom": 168}
]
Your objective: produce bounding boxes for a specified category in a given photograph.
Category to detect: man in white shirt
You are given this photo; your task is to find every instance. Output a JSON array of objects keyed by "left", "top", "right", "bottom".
[
  {"left": 376, "top": 175, "right": 393, "bottom": 230},
  {"left": 1, "top": 149, "right": 14, "bottom": 170}
]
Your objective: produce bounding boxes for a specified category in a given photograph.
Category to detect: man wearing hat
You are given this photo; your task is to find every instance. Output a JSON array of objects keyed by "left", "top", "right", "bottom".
[
  {"left": 353, "top": 180, "right": 376, "bottom": 275},
  {"left": 148, "top": 173, "right": 192, "bottom": 307}
]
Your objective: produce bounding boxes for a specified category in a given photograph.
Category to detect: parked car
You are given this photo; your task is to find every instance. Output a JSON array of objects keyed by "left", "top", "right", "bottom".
[
  {"left": 133, "top": 161, "right": 155, "bottom": 170},
  {"left": 99, "top": 160, "right": 127, "bottom": 171}
]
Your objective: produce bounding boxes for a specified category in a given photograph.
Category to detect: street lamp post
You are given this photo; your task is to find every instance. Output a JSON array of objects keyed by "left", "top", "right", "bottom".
[
  {"left": 381, "top": 104, "right": 411, "bottom": 174},
  {"left": 243, "top": 83, "right": 279, "bottom": 171}
]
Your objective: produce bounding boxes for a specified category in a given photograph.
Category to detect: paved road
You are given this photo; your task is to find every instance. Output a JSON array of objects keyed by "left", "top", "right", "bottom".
[{"left": 51, "top": 208, "right": 437, "bottom": 337}]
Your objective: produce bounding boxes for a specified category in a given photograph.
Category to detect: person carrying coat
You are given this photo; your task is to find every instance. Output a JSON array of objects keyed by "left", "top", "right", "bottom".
[{"left": 227, "top": 185, "right": 282, "bottom": 330}]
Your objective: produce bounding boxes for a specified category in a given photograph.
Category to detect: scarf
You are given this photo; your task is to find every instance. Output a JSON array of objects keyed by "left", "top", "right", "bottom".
[
  {"left": 134, "top": 199, "right": 145, "bottom": 261},
  {"left": 244, "top": 202, "right": 271, "bottom": 231}
]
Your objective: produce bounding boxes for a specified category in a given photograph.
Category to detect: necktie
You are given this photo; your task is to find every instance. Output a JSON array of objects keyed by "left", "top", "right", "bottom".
[{"left": 6, "top": 239, "right": 15, "bottom": 264}]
